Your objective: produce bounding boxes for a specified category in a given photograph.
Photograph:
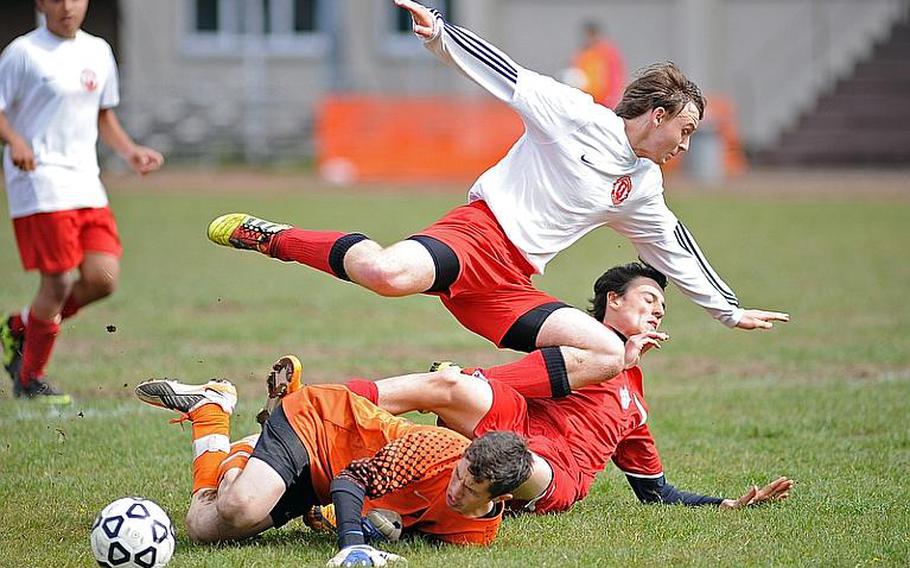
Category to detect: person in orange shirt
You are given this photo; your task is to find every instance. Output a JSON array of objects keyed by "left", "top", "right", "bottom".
[
  {"left": 135, "top": 360, "right": 533, "bottom": 567},
  {"left": 571, "top": 21, "right": 626, "bottom": 108}
]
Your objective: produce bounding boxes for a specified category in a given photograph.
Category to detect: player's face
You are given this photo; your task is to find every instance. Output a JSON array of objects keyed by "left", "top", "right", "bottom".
[
  {"left": 606, "top": 277, "right": 666, "bottom": 336},
  {"left": 649, "top": 101, "right": 700, "bottom": 165},
  {"left": 38, "top": 0, "right": 89, "bottom": 39},
  {"left": 445, "top": 458, "right": 497, "bottom": 517}
]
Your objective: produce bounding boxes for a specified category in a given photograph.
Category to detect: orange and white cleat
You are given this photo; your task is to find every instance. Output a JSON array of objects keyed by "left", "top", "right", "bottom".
[
  {"left": 135, "top": 378, "right": 237, "bottom": 416},
  {"left": 256, "top": 355, "right": 303, "bottom": 425}
]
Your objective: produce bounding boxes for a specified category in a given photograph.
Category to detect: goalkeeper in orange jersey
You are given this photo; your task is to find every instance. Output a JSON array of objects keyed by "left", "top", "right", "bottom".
[{"left": 135, "top": 357, "right": 533, "bottom": 567}]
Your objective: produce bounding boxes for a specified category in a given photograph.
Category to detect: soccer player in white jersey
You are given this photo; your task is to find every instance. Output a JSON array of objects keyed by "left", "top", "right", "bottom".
[
  {"left": 207, "top": 0, "right": 788, "bottom": 400},
  {"left": 0, "top": 0, "right": 163, "bottom": 402}
]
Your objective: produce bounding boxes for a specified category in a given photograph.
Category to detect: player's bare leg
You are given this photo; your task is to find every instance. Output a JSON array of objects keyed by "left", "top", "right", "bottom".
[
  {"left": 13, "top": 271, "right": 72, "bottom": 401},
  {"left": 375, "top": 367, "right": 493, "bottom": 436},
  {"left": 185, "top": 467, "right": 274, "bottom": 543},
  {"left": 137, "top": 379, "right": 284, "bottom": 542},
  {"left": 61, "top": 252, "right": 120, "bottom": 318},
  {"left": 207, "top": 214, "right": 435, "bottom": 296},
  {"left": 535, "top": 307, "right": 631, "bottom": 389},
  {"left": 340, "top": 239, "right": 435, "bottom": 296}
]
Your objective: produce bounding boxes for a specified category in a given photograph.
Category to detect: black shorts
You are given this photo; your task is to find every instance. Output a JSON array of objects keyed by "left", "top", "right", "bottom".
[{"left": 252, "top": 404, "right": 317, "bottom": 528}]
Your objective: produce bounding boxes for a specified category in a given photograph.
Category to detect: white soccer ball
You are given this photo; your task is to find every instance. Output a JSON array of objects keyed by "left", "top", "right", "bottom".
[{"left": 90, "top": 497, "right": 176, "bottom": 568}]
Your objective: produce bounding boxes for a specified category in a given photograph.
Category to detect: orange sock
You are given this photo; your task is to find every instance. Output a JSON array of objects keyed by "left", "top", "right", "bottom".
[
  {"left": 190, "top": 404, "right": 231, "bottom": 494},
  {"left": 216, "top": 436, "right": 257, "bottom": 486}
]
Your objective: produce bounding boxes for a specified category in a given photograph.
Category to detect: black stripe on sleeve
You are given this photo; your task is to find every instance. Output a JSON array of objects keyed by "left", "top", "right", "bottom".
[
  {"left": 673, "top": 223, "right": 740, "bottom": 306},
  {"left": 443, "top": 23, "right": 517, "bottom": 83}
]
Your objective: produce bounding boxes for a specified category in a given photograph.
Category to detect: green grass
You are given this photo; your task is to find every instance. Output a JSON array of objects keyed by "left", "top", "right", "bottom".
[{"left": 1, "top": 182, "right": 908, "bottom": 566}]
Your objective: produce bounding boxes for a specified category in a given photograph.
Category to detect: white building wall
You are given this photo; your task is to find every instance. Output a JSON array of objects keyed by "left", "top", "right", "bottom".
[{"left": 116, "top": 0, "right": 908, "bottom": 158}]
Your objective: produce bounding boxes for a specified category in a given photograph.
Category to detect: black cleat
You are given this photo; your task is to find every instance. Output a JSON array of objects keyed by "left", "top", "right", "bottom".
[{"left": 14, "top": 376, "right": 71, "bottom": 405}]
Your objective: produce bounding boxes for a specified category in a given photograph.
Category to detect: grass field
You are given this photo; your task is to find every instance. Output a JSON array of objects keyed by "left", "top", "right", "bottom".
[{"left": 1, "top": 172, "right": 908, "bottom": 567}]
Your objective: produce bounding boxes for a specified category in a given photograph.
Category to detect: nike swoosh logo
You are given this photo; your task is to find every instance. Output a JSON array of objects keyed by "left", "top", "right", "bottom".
[
  {"left": 580, "top": 154, "right": 598, "bottom": 167},
  {"left": 580, "top": 153, "right": 613, "bottom": 177}
]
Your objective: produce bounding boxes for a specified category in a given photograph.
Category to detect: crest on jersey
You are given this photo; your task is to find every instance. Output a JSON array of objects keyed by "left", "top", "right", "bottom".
[
  {"left": 81, "top": 69, "right": 98, "bottom": 92},
  {"left": 619, "top": 386, "right": 632, "bottom": 410},
  {"left": 612, "top": 175, "right": 632, "bottom": 205}
]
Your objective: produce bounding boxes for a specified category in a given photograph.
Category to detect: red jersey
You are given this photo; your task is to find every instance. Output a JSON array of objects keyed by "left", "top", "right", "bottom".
[{"left": 474, "top": 366, "right": 662, "bottom": 511}]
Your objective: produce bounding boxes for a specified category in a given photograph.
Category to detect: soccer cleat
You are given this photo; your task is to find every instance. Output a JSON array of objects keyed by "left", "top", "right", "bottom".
[
  {"left": 304, "top": 504, "right": 337, "bottom": 534},
  {"left": 1, "top": 316, "right": 24, "bottom": 383},
  {"left": 428, "top": 360, "right": 461, "bottom": 373},
  {"left": 257, "top": 355, "right": 303, "bottom": 425},
  {"left": 135, "top": 378, "right": 237, "bottom": 415},
  {"left": 14, "top": 376, "right": 71, "bottom": 405},
  {"left": 207, "top": 213, "right": 290, "bottom": 255}
]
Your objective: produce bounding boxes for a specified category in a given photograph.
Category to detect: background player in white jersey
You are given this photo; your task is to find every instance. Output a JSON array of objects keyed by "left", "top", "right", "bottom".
[
  {"left": 0, "top": 0, "right": 163, "bottom": 402},
  {"left": 207, "top": 0, "right": 788, "bottom": 400}
]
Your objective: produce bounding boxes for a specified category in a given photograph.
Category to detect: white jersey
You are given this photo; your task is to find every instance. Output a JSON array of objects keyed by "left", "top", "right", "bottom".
[
  {"left": 422, "top": 8, "right": 743, "bottom": 327},
  {"left": 0, "top": 27, "right": 119, "bottom": 218}
]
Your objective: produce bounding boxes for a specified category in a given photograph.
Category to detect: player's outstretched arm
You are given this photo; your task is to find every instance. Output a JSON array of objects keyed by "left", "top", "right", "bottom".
[
  {"left": 394, "top": 0, "right": 520, "bottom": 104},
  {"left": 734, "top": 309, "right": 790, "bottom": 330},
  {"left": 98, "top": 108, "right": 164, "bottom": 175},
  {"left": 719, "top": 476, "right": 793, "bottom": 509},
  {"left": 630, "top": 205, "right": 790, "bottom": 330}
]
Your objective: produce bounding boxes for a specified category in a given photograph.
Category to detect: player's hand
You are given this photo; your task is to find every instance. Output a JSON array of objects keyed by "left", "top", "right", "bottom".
[
  {"left": 735, "top": 309, "right": 790, "bottom": 330},
  {"left": 326, "top": 545, "right": 405, "bottom": 567},
  {"left": 9, "top": 138, "right": 36, "bottom": 171},
  {"left": 720, "top": 476, "right": 793, "bottom": 509},
  {"left": 393, "top": 0, "right": 436, "bottom": 39},
  {"left": 623, "top": 330, "right": 668, "bottom": 369},
  {"left": 127, "top": 145, "right": 164, "bottom": 175}
]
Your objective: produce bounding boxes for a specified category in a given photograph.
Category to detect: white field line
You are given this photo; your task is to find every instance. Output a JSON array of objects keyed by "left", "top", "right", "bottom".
[{"left": 0, "top": 401, "right": 158, "bottom": 426}]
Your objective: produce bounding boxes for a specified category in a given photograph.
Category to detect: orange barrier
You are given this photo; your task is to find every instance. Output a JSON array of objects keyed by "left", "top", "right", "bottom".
[
  {"left": 316, "top": 96, "right": 523, "bottom": 183},
  {"left": 316, "top": 93, "right": 745, "bottom": 184},
  {"left": 662, "top": 94, "right": 747, "bottom": 179}
]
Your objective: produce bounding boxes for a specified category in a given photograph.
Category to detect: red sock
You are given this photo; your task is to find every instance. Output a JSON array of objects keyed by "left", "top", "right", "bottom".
[
  {"left": 481, "top": 347, "right": 570, "bottom": 398},
  {"left": 60, "top": 296, "right": 82, "bottom": 320},
  {"left": 18, "top": 315, "right": 60, "bottom": 385},
  {"left": 270, "top": 229, "right": 367, "bottom": 280},
  {"left": 345, "top": 378, "right": 379, "bottom": 405}
]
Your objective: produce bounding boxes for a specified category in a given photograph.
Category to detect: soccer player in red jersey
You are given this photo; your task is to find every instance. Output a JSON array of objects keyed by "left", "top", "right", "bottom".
[
  {"left": 345, "top": 262, "right": 793, "bottom": 513},
  {"left": 135, "top": 368, "right": 532, "bottom": 567}
]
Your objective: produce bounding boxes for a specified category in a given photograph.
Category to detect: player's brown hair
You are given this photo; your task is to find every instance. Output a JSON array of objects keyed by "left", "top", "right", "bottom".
[
  {"left": 614, "top": 62, "right": 706, "bottom": 120},
  {"left": 465, "top": 431, "right": 533, "bottom": 497},
  {"left": 588, "top": 262, "right": 667, "bottom": 322}
]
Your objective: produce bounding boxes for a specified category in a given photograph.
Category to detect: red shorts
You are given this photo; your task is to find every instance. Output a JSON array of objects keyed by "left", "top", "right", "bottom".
[
  {"left": 12, "top": 206, "right": 122, "bottom": 273},
  {"left": 414, "top": 201, "right": 567, "bottom": 351},
  {"left": 473, "top": 377, "right": 581, "bottom": 514}
]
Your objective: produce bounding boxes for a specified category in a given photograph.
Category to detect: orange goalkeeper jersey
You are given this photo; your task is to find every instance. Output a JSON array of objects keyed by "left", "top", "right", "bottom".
[{"left": 280, "top": 385, "right": 502, "bottom": 545}]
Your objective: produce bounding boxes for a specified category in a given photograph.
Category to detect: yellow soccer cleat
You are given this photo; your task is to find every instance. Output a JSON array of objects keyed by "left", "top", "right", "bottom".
[
  {"left": 207, "top": 213, "right": 291, "bottom": 254},
  {"left": 257, "top": 355, "right": 303, "bottom": 425}
]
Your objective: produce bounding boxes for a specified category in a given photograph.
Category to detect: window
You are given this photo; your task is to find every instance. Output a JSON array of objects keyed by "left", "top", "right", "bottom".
[
  {"left": 195, "top": 0, "right": 218, "bottom": 32},
  {"left": 184, "top": 0, "right": 327, "bottom": 56}
]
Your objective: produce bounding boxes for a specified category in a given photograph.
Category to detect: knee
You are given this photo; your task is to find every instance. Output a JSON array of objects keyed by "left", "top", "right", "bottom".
[
  {"left": 185, "top": 512, "right": 213, "bottom": 544},
  {"left": 577, "top": 341, "right": 625, "bottom": 377},
  {"left": 349, "top": 256, "right": 416, "bottom": 297},
  {"left": 85, "top": 269, "right": 118, "bottom": 298},
  {"left": 425, "top": 370, "right": 467, "bottom": 408},
  {"left": 215, "top": 491, "right": 259, "bottom": 531}
]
